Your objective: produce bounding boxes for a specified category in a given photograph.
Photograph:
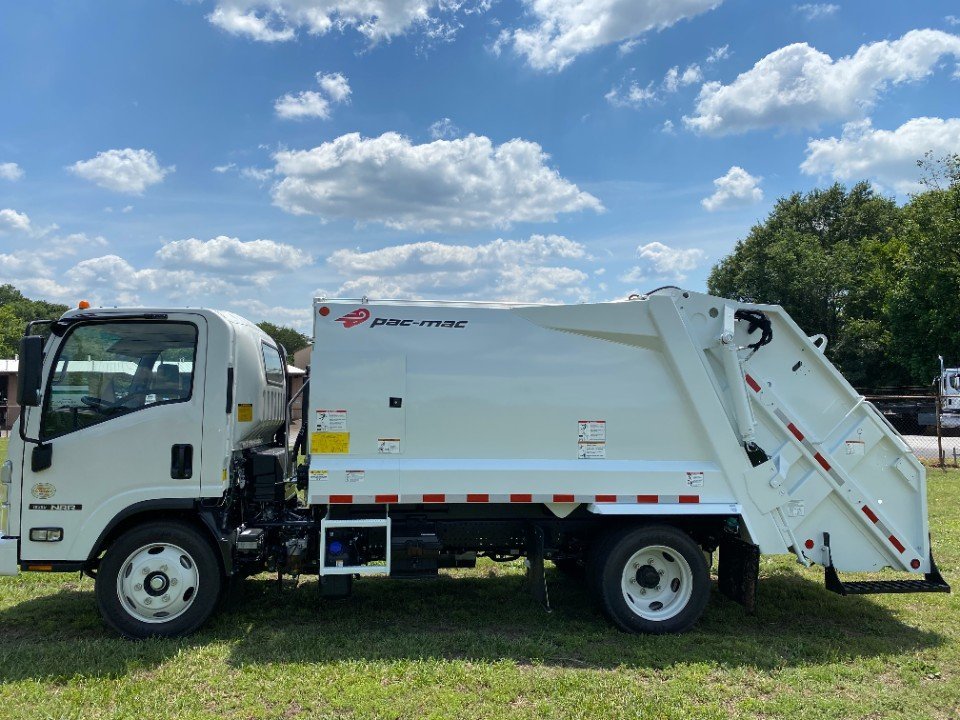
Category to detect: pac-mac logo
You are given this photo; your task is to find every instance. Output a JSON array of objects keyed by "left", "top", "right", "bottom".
[{"left": 335, "top": 308, "right": 371, "bottom": 328}]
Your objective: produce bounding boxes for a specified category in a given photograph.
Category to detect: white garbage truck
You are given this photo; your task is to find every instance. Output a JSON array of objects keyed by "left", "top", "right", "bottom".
[{"left": 0, "top": 289, "right": 949, "bottom": 638}]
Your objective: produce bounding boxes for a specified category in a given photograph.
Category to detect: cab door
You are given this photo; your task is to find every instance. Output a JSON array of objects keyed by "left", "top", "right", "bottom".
[{"left": 19, "top": 314, "right": 207, "bottom": 563}]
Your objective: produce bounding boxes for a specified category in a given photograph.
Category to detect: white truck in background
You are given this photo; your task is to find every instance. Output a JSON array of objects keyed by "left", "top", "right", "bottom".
[{"left": 0, "top": 289, "right": 949, "bottom": 638}]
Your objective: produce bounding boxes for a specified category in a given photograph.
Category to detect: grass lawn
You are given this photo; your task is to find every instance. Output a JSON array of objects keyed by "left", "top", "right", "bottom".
[{"left": 0, "top": 437, "right": 958, "bottom": 719}]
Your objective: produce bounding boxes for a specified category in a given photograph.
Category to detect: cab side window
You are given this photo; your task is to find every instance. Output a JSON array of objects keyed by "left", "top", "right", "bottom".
[
  {"left": 41, "top": 322, "right": 198, "bottom": 439},
  {"left": 262, "top": 342, "right": 285, "bottom": 386}
]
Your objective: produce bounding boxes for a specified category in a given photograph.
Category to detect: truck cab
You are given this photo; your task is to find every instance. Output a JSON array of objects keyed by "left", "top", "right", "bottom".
[{"left": 0, "top": 308, "right": 286, "bottom": 635}]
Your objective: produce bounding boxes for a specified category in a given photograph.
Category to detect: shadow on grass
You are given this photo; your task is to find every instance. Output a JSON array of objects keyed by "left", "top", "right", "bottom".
[{"left": 0, "top": 566, "right": 945, "bottom": 681}]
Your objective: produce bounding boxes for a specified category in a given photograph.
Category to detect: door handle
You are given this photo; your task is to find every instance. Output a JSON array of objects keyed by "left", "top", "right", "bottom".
[{"left": 170, "top": 444, "right": 193, "bottom": 480}]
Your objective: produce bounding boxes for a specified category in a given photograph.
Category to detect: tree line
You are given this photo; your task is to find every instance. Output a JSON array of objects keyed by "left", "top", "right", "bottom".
[{"left": 709, "top": 154, "right": 960, "bottom": 388}]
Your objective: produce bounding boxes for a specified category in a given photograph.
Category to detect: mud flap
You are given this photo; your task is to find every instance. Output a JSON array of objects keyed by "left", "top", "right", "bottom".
[
  {"left": 526, "top": 525, "right": 551, "bottom": 612},
  {"left": 718, "top": 535, "right": 760, "bottom": 614}
]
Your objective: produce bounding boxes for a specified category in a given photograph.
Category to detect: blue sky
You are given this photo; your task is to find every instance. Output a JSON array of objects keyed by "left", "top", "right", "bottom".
[{"left": 1, "top": 1, "right": 959, "bottom": 329}]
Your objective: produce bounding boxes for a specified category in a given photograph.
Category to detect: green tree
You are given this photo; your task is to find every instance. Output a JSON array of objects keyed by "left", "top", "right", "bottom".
[
  {"left": 887, "top": 155, "right": 960, "bottom": 383},
  {"left": 0, "top": 284, "right": 69, "bottom": 357},
  {"left": 256, "top": 321, "right": 309, "bottom": 362},
  {"left": 707, "top": 182, "right": 907, "bottom": 387}
]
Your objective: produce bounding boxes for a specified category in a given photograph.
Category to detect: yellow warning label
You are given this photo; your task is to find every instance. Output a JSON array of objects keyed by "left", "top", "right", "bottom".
[
  {"left": 311, "top": 432, "right": 350, "bottom": 454},
  {"left": 237, "top": 403, "right": 253, "bottom": 422}
]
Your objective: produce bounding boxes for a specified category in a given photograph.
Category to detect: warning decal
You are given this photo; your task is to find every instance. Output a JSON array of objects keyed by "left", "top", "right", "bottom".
[
  {"left": 686, "top": 471, "right": 704, "bottom": 487},
  {"left": 316, "top": 409, "right": 347, "bottom": 432},
  {"left": 311, "top": 432, "right": 350, "bottom": 454},
  {"left": 578, "top": 420, "right": 606, "bottom": 459},
  {"left": 845, "top": 440, "right": 865, "bottom": 456},
  {"left": 578, "top": 420, "right": 606, "bottom": 442},
  {"left": 578, "top": 442, "right": 606, "bottom": 459},
  {"left": 378, "top": 438, "right": 401, "bottom": 454},
  {"left": 310, "top": 469, "right": 329, "bottom": 482},
  {"left": 237, "top": 403, "right": 253, "bottom": 422},
  {"left": 345, "top": 470, "right": 365, "bottom": 483}
]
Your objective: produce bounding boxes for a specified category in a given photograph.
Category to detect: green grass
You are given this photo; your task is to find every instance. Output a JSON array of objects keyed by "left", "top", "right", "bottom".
[{"left": 1, "top": 438, "right": 958, "bottom": 718}]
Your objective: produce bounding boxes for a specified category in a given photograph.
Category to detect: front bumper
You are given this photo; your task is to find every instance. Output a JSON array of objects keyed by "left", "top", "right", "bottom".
[{"left": 0, "top": 537, "right": 19, "bottom": 576}]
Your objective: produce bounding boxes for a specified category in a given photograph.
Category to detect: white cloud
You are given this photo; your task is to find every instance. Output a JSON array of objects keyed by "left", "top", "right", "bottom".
[
  {"left": 239, "top": 166, "right": 274, "bottom": 183},
  {"left": 794, "top": 3, "right": 839, "bottom": 20},
  {"left": 213, "top": 162, "right": 237, "bottom": 173},
  {"left": 0, "top": 162, "right": 23, "bottom": 181},
  {"left": 0, "top": 208, "right": 31, "bottom": 233},
  {"left": 317, "top": 71, "right": 351, "bottom": 102},
  {"left": 65, "top": 255, "right": 233, "bottom": 306},
  {"left": 701, "top": 166, "right": 763, "bottom": 211},
  {"left": 69, "top": 148, "right": 173, "bottom": 194},
  {"left": 801, "top": 116, "right": 960, "bottom": 194},
  {"left": 685, "top": 29, "right": 960, "bottom": 135},
  {"left": 605, "top": 80, "right": 657, "bottom": 108},
  {"left": 706, "top": 44, "right": 729, "bottom": 63},
  {"left": 429, "top": 117, "right": 459, "bottom": 140},
  {"left": 506, "top": 0, "right": 723, "bottom": 72},
  {"left": 275, "top": 91, "right": 332, "bottom": 120},
  {"left": 275, "top": 71, "right": 351, "bottom": 120},
  {"left": 947, "top": 16, "right": 960, "bottom": 27},
  {"left": 271, "top": 132, "right": 602, "bottom": 232},
  {"left": 327, "top": 234, "right": 591, "bottom": 302},
  {"left": 664, "top": 63, "right": 703, "bottom": 92},
  {"left": 156, "top": 236, "right": 311, "bottom": 274},
  {"left": 207, "top": 0, "right": 481, "bottom": 44},
  {"left": 661, "top": 119, "right": 676, "bottom": 134},
  {"left": 621, "top": 241, "right": 706, "bottom": 284}
]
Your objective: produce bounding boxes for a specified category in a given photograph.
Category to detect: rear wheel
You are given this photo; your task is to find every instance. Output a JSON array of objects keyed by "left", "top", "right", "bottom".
[
  {"left": 593, "top": 525, "right": 710, "bottom": 634},
  {"left": 95, "top": 521, "right": 222, "bottom": 639}
]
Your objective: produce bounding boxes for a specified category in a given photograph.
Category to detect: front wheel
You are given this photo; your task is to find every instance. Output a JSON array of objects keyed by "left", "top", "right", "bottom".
[
  {"left": 95, "top": 521, "right": 222, "bottom": 639},
  {"left": 592, "top": 525, "right": 710, "bottom": 634}
]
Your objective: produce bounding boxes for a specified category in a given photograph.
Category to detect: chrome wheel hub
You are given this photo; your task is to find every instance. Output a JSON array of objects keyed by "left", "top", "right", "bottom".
[{"left": 116, "top": 543, "right": 199, "bottom": 623}]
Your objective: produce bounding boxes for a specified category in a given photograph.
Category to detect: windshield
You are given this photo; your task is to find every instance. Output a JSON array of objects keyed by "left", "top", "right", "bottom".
[{"left": 41, "top": 321, "right": 198, "bottom": 439}]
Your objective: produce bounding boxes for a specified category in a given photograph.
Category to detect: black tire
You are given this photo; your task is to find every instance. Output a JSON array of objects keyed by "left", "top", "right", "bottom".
[
  {"left": 593, "top": 524, "right": 710, "bottom": 634},
  {"left": 95, "top": 520, "right": 222, "bottom": 639}
]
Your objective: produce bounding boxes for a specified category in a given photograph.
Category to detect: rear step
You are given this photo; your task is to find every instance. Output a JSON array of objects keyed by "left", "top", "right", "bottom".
[{"left": 823, "top": 532, "right": 951, "bottom": 596}]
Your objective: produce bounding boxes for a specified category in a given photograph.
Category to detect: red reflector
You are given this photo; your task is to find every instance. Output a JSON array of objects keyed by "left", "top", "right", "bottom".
[
  {"left": 422, "top": 494, "right": 445, "bottom": 503},
  {"left": 889, "top": 535, "right": 906, "bottom": 553},
  {"left": 910, "top": 558, "right": 921, "bottom": 569},
  {"left": 27, "top": 565, "right": 53, "bottom": 572},
  {"left": 375, "top": 494, "right": 398, "bottom": 504},
  {"left": 678, "top": 495, "right": 699, "bottom": 504},
  {"left": 745, "top": 374, "right": 761, "bottom": 393},
  {"left": 552, "top": 494, "right": 575, "bottom": 503},
  {"left": 510, "top": 493, "right": 532, "bottom": 503},
  {"left": 467, "top": 493, "right": 488, "bottom": 503},
  {"left": 594, "top": 494, "right": 617, "bottom": 503},
  {"left": 861, "top": 505, "right": 879, "bottom": 523},
  {"left": 328, "top": 495, "right": 352, "bottom": 504},
  {"left": 814, "top": 453, "right": 831, "bottom": 471},
  {"left": 804, "top": 539, "right": 814, "bottom": 550},
  {"left": 636, "top": 494, "right": 658, "bottom": 503},
  {"left": 787, "top": 423, "right": 804, "bottom": 441},
  {"left": 318, "top": 306, "right": 330, "bottom": 316}
]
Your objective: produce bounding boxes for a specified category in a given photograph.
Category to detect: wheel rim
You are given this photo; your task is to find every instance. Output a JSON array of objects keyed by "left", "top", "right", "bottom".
[
  {"left": 115, "top": 542, "right": 200, "bottom": 624},
  {"left": 620, "top": 544, "right": 694, "bottom": 622}
]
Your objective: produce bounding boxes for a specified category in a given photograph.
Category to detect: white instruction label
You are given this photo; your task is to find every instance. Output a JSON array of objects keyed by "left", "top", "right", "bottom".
[
  {"left": 316, "top": 409, "right": 347, "bottom": 432},
  {"left": 686, "top": 471, "right": 704, "bottom": 487},
  {"left": 377, "top": 438, "right": 401, "bottom": 454},
  {"left": 345, "top": 470, "right": 365, "bottom": 483},
  {"left": 145, "top": 394, "right": 157, "bottom": 405},
  {"left": 578, "top": 420, "right": 606, "bottom": 442},
  {"left": 845, "top": 440, "right": 865, "bottom": 456},
  {"left": 310, "top": 469, "right": 329, "bottom": 482},
  {"left": 578, "top": 442, "right": 606, "bottom": 459}
]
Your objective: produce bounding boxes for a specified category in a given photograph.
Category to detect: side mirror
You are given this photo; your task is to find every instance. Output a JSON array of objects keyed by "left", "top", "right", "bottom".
[{"left": 17, "top": 335, "right": 44, "bottom": 407}]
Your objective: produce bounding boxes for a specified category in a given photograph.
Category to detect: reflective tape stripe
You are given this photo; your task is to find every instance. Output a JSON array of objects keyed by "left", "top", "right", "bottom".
[
  {"left": 312, "top": 494, "right": 704, "bottom": 505},
  {"left": 745, "top": 374, "right": 761, "bottom": 393},
  {"left": 862, "top": 505, "right": 879, "bottom": 523}
]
